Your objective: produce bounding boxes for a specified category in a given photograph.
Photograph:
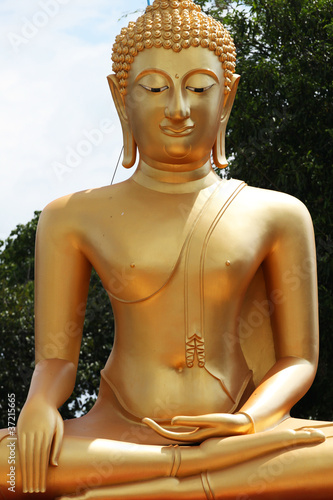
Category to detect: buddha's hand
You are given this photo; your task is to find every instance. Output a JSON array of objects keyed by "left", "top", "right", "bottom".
[
  {"left": 142, "top": 413, "right": 253, "bottom": 442},
  {"left": 17, "top": 397, "right": 64, "bottom": 493}
]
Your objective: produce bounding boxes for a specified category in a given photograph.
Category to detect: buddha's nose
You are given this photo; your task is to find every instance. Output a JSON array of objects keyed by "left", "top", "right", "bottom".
[{"left": 165, "top": 89, "right": 190, "bottom": 121}]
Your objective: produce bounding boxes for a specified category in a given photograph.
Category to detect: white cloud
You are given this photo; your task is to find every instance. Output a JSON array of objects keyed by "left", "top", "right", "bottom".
[{"left": 0, "top": 0, "right": 145, "bottom": 241}]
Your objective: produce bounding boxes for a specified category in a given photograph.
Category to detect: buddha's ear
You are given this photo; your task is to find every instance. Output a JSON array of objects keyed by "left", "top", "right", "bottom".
[
  {"left": 213, "top": 74, "right": 240, "bottom": 169},
  {"left": 107, "top": 74, "right": 137, "bottom": 169}
]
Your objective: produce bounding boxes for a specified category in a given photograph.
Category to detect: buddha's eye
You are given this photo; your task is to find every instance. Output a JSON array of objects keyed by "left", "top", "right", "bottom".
[
  {"left": 186, "top": 84, "right": 215, "bottom": 93},
  {"left": 139, "top": 84, "right": 169, "bottom": 93}
]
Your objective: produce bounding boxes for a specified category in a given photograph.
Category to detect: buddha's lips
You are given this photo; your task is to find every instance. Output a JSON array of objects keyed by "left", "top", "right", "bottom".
[{"left": 159, "top": 124, "right": 195, "bottom": 137}]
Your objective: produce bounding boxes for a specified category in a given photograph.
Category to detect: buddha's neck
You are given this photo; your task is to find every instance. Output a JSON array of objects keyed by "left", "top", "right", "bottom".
[{"left": 132, "top": 159, "right": 221, "bottom": 194}]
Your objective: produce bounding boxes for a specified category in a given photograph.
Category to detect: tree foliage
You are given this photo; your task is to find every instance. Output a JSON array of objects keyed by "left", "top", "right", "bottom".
[{"left": 1, "top": 0, "right": 332, "bottom": 426}]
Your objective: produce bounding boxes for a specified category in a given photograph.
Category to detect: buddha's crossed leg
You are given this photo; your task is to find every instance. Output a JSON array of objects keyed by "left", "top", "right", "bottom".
[
  {"left": 0, "top": 422, "right": 329, "bottom": 500},
  {"left": 57, "top": 424, "right": 333, "bottom": 500}
]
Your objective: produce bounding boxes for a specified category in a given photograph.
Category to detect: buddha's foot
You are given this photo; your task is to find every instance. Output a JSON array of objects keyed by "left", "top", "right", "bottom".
[
  {"left": 57, "top": 492, "right": 92, "bottom": 500},
  {"left": 286, "top": 428, "right": 325, "bottom": 446},
  {"left": 57, "top": 490, "right": 103, "bottom": 500}
]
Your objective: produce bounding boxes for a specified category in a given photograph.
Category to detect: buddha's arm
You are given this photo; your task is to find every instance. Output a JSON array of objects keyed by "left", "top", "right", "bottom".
[
  {"left": 238, "top": 198, "right": 318, "bottom": 432},
  {"left": 17, "top": 198, "right": 92, "bottom": 493}
]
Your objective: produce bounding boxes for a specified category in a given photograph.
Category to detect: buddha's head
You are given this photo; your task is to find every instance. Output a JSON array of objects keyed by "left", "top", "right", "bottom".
[{"left": 108, "top": 0, "right": 239, "bottom": 170}]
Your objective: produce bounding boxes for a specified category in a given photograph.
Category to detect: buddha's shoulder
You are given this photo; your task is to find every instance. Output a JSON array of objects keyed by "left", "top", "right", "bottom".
[
  {"left": 240, "top": 184, "right": 310, "bottom": 215},
  {"left": 43, "top": 180, "right": 134, "bottom": 212},
  {"left": 238, "top": 183, "right": 313, "bottom": 232},
  {"left": 38, "top": 180, "right": 133, "bottom": 233}
]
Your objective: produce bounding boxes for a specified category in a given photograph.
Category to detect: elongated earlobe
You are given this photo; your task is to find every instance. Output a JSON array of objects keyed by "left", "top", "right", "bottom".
[
  {"left": 122, "top": 129, "right": 137, "bottom": 169},
  {"left": 213, "top": 74, "right": 240, "bottom": 169},
  {"left": 107, "top": 74, "right": 137, "bottom": 169},
  {"left": 213, "top": 126, "right": 228, "bottom": 169}
]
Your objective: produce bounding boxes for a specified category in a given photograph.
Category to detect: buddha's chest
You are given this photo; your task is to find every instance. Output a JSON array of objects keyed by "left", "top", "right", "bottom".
[{"left": 85, "top": 188, "right": 267, "bottom": 304}]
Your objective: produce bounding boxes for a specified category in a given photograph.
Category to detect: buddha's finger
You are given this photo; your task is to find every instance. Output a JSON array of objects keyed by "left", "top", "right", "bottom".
[
  {"left": 26, "top": 433, "right": 35, "bottom": 492},
  {"left": 143, "top": 418, "right": 218, "bottom": 441},
  {"left": 167, "top": 428, "right": 223, "bottom": 441},
  {"left": 19, "top": 433, "right": 28, "bottom": 493},
  {"left": 40, "top": 433, "right": 50, "bottom": 493},
  {"left": 143, "top": 418, "right": 199, "bottom": 437},
  {"left": 33, "top": 431, "right": 43, "bottom": 492},
  {"left": 171, "top": 415, "right": 217, "bottom": 427}
]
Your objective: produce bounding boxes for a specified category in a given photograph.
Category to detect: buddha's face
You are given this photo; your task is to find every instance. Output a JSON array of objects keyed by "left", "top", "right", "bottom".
[{"left": 125, "top": 46, "right": 225, "bottom": 171}]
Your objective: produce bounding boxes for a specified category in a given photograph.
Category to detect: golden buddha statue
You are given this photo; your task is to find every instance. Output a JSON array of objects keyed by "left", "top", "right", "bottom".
[{"left": 1, "top": 1, "right": 332, "bottom": 498}]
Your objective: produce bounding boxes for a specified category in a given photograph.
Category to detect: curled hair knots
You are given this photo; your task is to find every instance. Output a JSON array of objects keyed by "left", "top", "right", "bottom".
[{"left": 111, "top": 0, "right": 236, "bottom": 95}]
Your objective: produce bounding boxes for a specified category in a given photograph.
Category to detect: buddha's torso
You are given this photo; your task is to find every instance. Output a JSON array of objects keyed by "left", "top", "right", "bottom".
[{"left": 71, "top": 176, "right": 275, "bottom": 420}]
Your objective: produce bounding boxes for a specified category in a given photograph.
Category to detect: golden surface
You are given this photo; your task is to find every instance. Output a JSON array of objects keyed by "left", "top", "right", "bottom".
[{"left": 1, "top": 1, "right": 332, "bottom": 498}]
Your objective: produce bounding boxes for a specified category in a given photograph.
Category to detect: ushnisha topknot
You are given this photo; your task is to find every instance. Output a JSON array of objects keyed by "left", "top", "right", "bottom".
[{"left": 112, "top": 0, "right": 236, "bottom": 96}]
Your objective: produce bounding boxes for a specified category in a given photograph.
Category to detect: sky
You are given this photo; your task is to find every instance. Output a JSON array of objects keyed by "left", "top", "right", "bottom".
[{"left": 0, "top": 0, "right": 148, "bottom": 242}]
